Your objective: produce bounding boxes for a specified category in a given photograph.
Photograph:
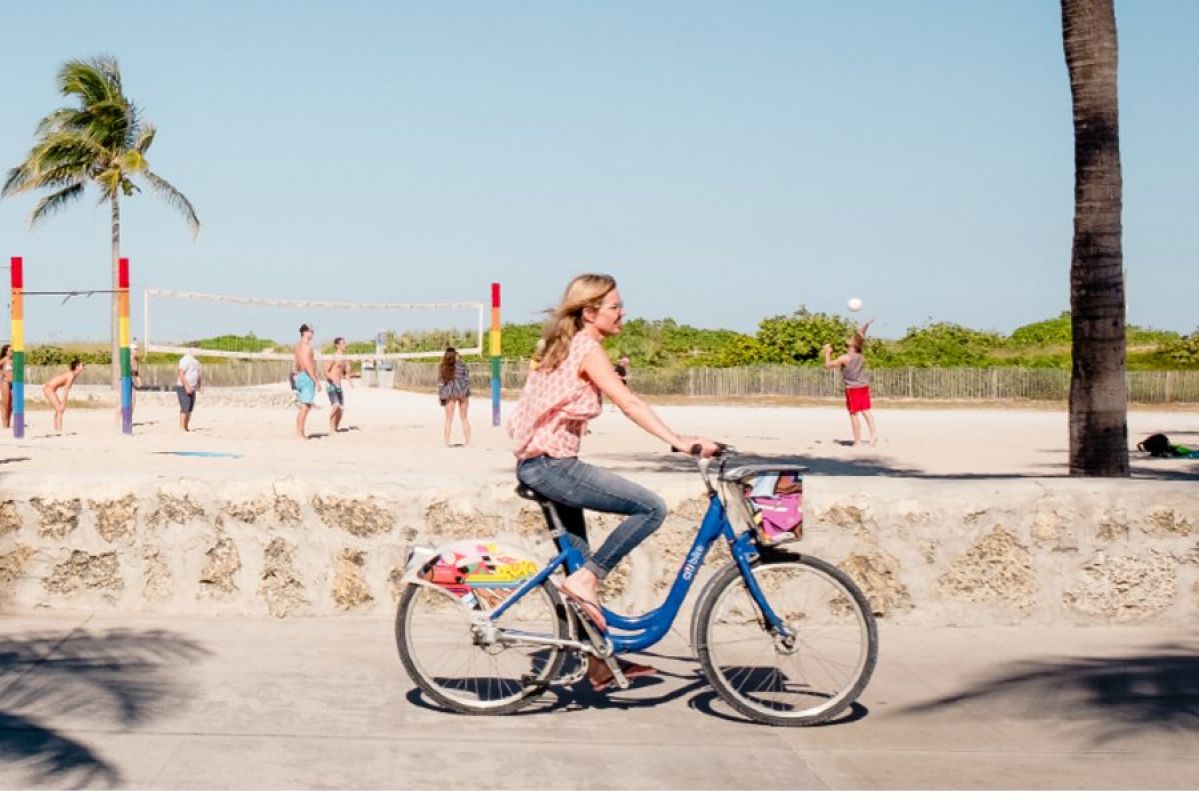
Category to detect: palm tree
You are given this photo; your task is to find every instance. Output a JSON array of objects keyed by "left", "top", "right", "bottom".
[
  {"left": 1061, "top": 0, "right": 1128, "bottom": 477},
  {"left": 2, "top": 56, "right": 199, "bottom": 385}
]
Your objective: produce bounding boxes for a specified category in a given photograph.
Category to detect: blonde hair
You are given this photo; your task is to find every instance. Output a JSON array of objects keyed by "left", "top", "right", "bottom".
[{"left": 533, "top": 273, "right": 617, "bottom": 371}]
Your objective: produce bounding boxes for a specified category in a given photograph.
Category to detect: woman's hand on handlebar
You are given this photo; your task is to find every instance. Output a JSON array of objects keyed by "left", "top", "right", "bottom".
[{"left": 674, "top": 437, "right": 723, "bottom": 458}]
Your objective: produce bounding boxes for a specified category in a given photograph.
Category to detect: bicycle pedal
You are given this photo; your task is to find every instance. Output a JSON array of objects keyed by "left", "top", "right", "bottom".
[{"left": 603, "top": 657, "right": 630, "bottom": 690}]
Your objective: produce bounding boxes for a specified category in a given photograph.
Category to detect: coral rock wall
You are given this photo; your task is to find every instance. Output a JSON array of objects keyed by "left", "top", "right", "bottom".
[{"left": 0, "top": 476, "right": 1195, "bottom": 626}]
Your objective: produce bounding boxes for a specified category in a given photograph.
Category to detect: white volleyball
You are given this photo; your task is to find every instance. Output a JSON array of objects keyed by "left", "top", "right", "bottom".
[{"left": 847, "top": 298, "right": 863, "bottom": 312}]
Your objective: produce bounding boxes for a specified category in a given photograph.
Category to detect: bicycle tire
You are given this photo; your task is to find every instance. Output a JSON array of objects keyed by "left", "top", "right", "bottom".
[
  {"left": 396, "top": 579, "right": 569, "bottom": 715},
  {"left": 695, "top": 551, "right": 878, "bottom": 726}
]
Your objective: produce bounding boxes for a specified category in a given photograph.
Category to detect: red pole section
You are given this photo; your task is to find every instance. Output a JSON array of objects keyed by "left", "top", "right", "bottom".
[
  {"left": 119, "top": 257, "right": 129, "bottom": 289},
  {"left": 11, "top": 256, "right": 23, "bottom": 288}
]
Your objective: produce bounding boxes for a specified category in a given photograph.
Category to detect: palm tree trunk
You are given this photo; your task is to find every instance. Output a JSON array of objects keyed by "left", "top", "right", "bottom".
[
  {"left": 1062, "top": 0, "right": 1128, "bottom": 477},
  {"left": 110, "top": 195, "right": 121, "bottom": 389}
]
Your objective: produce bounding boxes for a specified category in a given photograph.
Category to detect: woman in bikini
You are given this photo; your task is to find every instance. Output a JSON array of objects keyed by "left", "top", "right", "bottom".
[
  {"left": 508, "top": 273, "right": 719, "bottom": 690},
  {"left": 42, "top": 359, "right": 85, "bottom": 433},
  {"left": 0, "top": 344, "right": 12, "bottom": 429}
]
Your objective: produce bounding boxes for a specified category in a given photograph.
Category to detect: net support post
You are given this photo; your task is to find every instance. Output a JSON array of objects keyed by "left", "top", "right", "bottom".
[
  {"left": 10, "top": 256, "right": 24, "bottom": 439},
  {"left": 490, "top": 282, "right": 501, "bottom": 427},
  {"left": 118, "top": 257, "right": 133, "bottom": 435}
]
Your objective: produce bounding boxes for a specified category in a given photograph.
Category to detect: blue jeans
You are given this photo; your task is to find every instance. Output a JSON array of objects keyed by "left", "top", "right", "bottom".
[{"left": 516, "top": 455, "right": 668, "bottom": 580}]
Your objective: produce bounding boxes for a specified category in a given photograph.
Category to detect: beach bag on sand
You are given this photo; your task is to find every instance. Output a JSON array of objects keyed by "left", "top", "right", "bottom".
[
  {"left": 1137, "top": 433, "right": 1197, "bottom": 458},
  {"left": 742, "top": 472, "right": 804, "bottom": 547}
]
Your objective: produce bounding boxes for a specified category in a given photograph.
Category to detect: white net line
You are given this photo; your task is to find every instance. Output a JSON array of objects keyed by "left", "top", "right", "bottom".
[
  {"left": 145, "top": 288, "right": 483, "bottom": 312},
  {"left": 143, "top": 288, "right": 485, "bottom": 361}
]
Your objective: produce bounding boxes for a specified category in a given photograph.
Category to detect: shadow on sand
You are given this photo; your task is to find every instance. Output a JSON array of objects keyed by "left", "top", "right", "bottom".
[
  {"left": 899, "top": 642, "right": 1199, "bottom": 744},
  {"left": 0, "top": 628, "right": 209, "bottom": 789},
  {"left": 604, "top": 451, "right": 1197, "bottom": 481}
]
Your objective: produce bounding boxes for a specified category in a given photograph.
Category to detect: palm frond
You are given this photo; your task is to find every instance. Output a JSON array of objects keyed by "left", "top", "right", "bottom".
[
  {"left": 57, "top": 59, "right": 113, "bottom": 106},
  {"left": 28, "top": 181, "right": 86, "bottom": 227},
  {"left": 142, "top": 169, "right": 200, "bottom": 236},
  {"left": 133, "top": 124, "right": 156, "bottom": 154},
  {"left": 2, "top": 165, "right": 33, "bottom": 197},
  {"left": 35, "top": 107, "right": 82, "bottom": 138}
]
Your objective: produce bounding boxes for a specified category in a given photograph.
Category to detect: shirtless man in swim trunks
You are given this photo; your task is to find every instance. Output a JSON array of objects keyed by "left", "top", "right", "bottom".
[
  {"left": 324, "top": 336, "right": 348, "bottom": 433},
  {"left": 293, "top": 324, "right": 322, "bottom": 439},
  {"left": 42, "top": 359, "right": 85, "bottom": 432}
]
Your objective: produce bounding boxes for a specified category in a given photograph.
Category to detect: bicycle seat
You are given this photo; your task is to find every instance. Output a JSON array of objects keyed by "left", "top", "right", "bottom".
[
  {"left": 515, "top": 483, "right": 553, "bottom": 505},
  {"left": 720, "top": 456, "right": 809, "bottom": 483}
]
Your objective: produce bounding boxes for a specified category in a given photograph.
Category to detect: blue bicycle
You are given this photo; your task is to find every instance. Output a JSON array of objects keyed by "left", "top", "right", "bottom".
[{"left": 395, "top": 449, "right": 878, "bottom": 726}]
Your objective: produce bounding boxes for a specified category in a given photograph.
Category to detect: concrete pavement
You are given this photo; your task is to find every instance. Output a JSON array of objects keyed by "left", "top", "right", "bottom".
[{"left": 0, "top": 612, "right": 1196, "bottom": 790}]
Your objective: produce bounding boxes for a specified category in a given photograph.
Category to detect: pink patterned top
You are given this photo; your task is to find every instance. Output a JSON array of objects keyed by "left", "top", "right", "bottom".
[{"left": 509, "top": 332, "right": 603, "bottom": 460}]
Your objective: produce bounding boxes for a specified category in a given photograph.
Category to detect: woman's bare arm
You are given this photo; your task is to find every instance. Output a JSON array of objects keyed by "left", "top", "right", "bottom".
[{"left": 581, "top": 348, "right": 715, "bottom": 454}]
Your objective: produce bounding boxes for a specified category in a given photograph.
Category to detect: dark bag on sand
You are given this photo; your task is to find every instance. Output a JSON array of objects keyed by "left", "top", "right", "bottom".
[
  {"left": 1136, "top": 433, "right": 1194, "bottom": 458},
  {"left": 1138, "top": 433, "right": 1172, "bottom": 456}
]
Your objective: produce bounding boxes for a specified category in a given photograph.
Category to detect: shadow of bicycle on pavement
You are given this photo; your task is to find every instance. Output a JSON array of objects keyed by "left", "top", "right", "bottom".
[
  {"left": 0, "top": 628, "right": 209, "bottom": 789},
  {"left": 405, "top": 649, "right": 869, "bottom": 728}
]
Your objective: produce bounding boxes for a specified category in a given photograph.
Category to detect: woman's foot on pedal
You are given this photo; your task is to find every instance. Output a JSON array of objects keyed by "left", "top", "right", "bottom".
[
  {"left": 560, "top": 583, "right": 607, "bottom": 633},
  {"left": 587, "top": 657, "right": 657, "bottom": 692}
]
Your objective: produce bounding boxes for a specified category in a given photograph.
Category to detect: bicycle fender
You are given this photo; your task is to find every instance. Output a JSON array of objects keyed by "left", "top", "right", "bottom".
[{"left": 401, "top": 539, "right": 543, "bottom": 609}]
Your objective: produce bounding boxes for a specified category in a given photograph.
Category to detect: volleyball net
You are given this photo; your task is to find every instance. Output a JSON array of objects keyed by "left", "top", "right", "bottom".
[{"left": 142, "top": 288, "right": 485, "bottom": 361}]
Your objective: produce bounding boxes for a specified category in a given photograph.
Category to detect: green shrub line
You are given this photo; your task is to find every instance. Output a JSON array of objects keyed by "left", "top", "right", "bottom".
[{"left": 15, "top": 311, "right": 1199, "bottom": 370}]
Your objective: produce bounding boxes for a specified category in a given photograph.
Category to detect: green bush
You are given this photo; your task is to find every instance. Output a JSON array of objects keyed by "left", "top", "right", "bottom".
[
  {"left": 753, "top": 308, "right": 857, "bottom": 364},
  {"left": 890, "top": 322, "right": 1005, "bottom": 367},
  {"left": 1010, "top": 312, "right": 1071, "bottom": 346},
  {"left": 189, "top": 332, "right": 282, "bottom": 353},
  {"left": 26, "top": 346, "right": 108, "bottom": 366},
  {"left": 1155, "top": 331, "right": 1199, "bottom": 367}
]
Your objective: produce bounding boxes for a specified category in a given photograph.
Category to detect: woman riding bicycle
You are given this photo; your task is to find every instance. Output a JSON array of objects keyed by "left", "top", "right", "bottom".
[{"left": 508, "top": 273, "right": 719, "bottom": 687}]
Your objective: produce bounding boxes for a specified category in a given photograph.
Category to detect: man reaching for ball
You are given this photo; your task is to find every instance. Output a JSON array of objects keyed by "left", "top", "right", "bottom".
[{"left": 823, "top": 319, "right": 877, "bottom": 447}]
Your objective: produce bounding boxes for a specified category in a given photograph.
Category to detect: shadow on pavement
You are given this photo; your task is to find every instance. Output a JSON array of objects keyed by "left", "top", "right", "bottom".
[
  {"left": 0, "top": 628, "right": 210, "bottom": 789},
  {"left": 900, "top": 643, "right": 1199, "bottom": 743},
  {"left": 406, "top": 654, "right": 870, "bottom": 728}
]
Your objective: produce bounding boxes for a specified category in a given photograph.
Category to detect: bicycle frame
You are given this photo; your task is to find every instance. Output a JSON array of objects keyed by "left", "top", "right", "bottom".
[{"left": 489, "top": 490, "right": 790, "bottom": 654}]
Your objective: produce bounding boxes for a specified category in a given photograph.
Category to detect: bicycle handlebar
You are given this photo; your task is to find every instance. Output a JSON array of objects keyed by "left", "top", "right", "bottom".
[{"left": 670, "top": 442, "right": 732, "bottom": 457}]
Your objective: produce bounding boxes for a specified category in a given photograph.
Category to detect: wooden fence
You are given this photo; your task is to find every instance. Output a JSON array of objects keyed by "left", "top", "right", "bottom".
[
  {"left": 41, "top": 361, "right": 1199, "bottom": 403},
  {"left": 388, "top": 362, "right": 1199, "bottom": 404}
]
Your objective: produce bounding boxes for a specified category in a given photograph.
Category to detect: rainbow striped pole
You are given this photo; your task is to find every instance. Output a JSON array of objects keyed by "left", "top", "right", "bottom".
[
  {"left": 10, "top": 257, "right": 25, "bottom": 439},
  {"left": 118, "top": 257, "right": 132, "bottom": 434},
  {"left": 490, "top": 282, "right": 501, "bottom": 426}
]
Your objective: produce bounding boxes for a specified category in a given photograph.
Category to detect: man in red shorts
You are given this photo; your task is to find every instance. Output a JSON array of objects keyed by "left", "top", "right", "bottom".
[{"left": 823, "top": 320, "right": 878, "bottom": 447}]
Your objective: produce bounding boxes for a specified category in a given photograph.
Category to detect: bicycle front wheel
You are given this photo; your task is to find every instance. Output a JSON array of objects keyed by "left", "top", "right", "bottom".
[
  {"left": 396, "top": 580, "right": 568, "bottom": 715},
  {"left": 696, "top": 552, "right": 878, "bottom": 726}
]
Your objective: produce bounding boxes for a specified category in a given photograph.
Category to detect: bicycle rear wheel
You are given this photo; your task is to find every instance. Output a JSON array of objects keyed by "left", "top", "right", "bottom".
[
  {"left": 696, "top": 552, "right": 877, "bottom": 726},
  {"left": 395, "top": 580, "right": 569, "bottom": 715}
]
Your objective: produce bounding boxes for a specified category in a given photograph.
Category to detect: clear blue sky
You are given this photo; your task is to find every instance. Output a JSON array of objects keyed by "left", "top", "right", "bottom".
[{"left": 2, "top": 0, "right": 1196, "bottom": 344}]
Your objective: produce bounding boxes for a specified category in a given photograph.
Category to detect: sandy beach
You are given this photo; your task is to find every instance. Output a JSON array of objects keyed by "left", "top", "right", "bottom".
[{"left": 3, "top": 383, "right": 1195, "bottom": 485}]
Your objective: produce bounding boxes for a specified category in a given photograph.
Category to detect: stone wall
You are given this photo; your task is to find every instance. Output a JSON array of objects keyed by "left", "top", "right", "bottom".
[{"left": 0, "top": 475, "right": 1195, "bottom": 626}]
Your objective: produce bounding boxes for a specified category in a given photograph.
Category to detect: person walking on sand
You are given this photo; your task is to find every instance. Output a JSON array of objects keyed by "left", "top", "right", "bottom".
[
  {"left": 823, "top": 319, "right": 877, "bottom": 447},
  {"left": 324, "top": 336, "right": 349, "bottom": 433},
  {"left": 293, "top": 324, "right": 321, "bottom": 439},
  {"left": 0, "top": 344, "right": 12, "bottom": 429},
  {"left": 42, "top": 359, "right": 85, "bottom": 432},
  {"left": 438, "top": 346, "right": 472, "bottom": 446},
  {"left": 509, "top": 272, "right": 719, "bottom": 691},
  {"left": 176, "top": 349, "right": 202, "bottom": 432}
]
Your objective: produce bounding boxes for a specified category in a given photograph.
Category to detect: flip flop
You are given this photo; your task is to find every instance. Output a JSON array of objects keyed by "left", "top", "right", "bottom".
[
  {"left": 559, "top": 584, "right": 608, "bottom": 634},
  {"left": 588, "top": 658, "right": 658, "bottom": 692}
]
